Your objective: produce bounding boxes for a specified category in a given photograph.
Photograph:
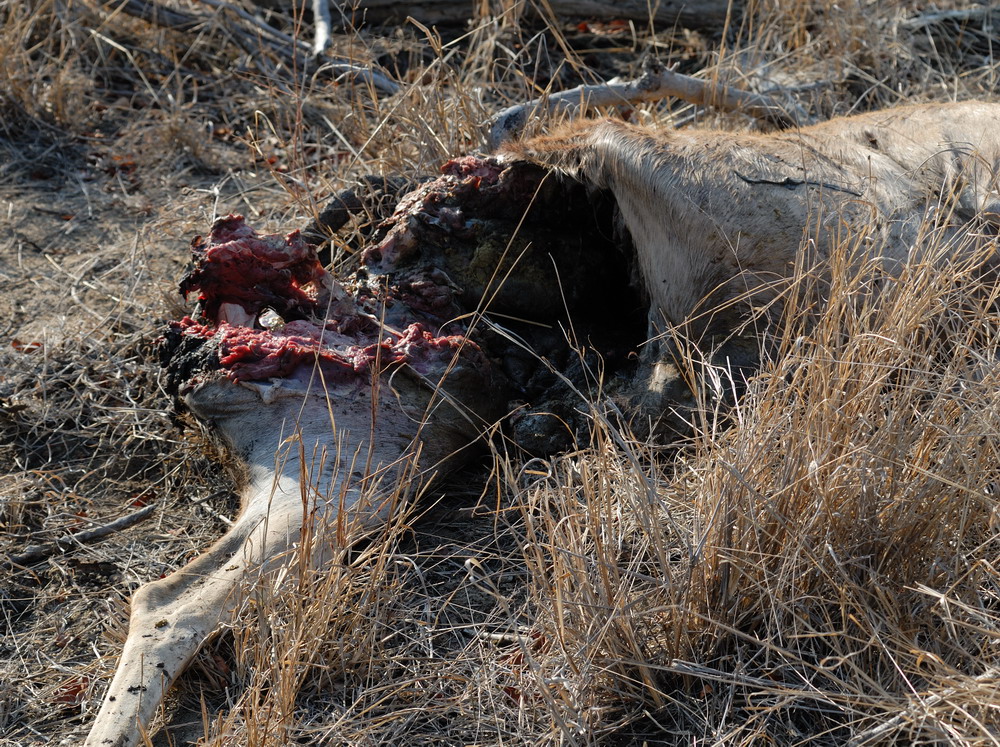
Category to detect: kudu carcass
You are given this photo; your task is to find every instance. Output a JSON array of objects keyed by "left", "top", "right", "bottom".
[{"left": 84, "top": 100, "right": 1000, "bottom": 746}]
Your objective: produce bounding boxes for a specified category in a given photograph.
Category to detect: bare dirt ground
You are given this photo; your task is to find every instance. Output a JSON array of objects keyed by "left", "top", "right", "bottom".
[{"left": 2, "top": 2, "right": 1000, "bottom": 745}]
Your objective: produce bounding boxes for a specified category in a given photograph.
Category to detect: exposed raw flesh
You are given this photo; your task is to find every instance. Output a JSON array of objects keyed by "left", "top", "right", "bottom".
[
  {"left": 169, "top": 316, "right": 475, "bottom": 385},
  {"left": 180, "top": 214, "right": 336, "bottom": 323},
  {"left": 165, "top": 158, "right": 645, "bottom": 441},
  {"left": 352, "top": 154, "right": 647, "bottom": 452},
  {"left": 165, "top": 215, "right": 493, "bottom": 394}
]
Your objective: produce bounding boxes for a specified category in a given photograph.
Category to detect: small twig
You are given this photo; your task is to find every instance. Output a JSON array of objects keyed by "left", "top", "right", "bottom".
[
  {"left": 900, "top": 6, "right": 994, "bottom": 30},
  {"left": 196, "top": 0, "right": 310, "bottom": 52},
  {"left": 5, "top": 504, "right": 157, "bottom": 567},
  {"left": 189, "top": 489, "right": 234, "bottom": 526},
  {"left": 487, "top": 59, "right": 811, "bottom": 149}
]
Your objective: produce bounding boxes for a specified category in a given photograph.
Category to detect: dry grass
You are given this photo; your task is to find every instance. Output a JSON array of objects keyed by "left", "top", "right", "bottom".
[{"left": 1, "top": 0, "right": 999, "bottom": 745}]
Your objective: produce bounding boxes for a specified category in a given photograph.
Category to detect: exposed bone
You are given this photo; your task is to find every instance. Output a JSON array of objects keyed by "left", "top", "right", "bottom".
[{"left": 487, "top": 60, "right": 808, "bottom": 148}]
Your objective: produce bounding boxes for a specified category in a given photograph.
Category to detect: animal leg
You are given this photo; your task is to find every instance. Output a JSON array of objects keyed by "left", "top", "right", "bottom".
[
  {"left": 630, "top": 331, "right": 763, "bottom": 440},
  {"left": 84, "top": 484, "right": 310, "bottom": 747}
]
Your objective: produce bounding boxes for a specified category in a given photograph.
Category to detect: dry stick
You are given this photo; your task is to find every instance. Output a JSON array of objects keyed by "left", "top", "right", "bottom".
[
  {"left": 486, "top": 61, "right": 810, "bottom": 149},
  {"left": 900, "top": 6, "right": 995, "bottom": 29},
  {"left": 110, "top": 0, "right": 399, "bottom": 95},
  {"left": 6, "top": 504, "right": 157, "bottom": 567},
  {"left": 197, "top": 0, "right": 312, "bottom": 50}
]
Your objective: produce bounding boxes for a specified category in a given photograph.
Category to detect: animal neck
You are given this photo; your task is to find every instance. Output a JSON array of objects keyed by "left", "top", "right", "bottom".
[
  {"left": 184, "top": 378, "right": 419, "bottom": 525},
  {"left": 584, "top": 123, "right": 727, "bottom": 328}
]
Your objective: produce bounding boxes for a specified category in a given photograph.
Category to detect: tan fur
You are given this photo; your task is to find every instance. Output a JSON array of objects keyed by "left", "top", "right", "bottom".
[
  {"left": 503, "top": 102, "right": 1000, "bottom": 335},
  {"left": 501, "top": 102, "right": 1000, "bottom": 434}
]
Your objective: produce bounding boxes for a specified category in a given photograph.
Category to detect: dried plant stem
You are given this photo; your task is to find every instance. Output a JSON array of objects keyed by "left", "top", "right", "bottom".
[{"left": 6, "top": 504, "right": 156, "bottom": 567}]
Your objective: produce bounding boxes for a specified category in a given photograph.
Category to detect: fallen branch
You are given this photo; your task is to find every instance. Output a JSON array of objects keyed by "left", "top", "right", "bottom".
[
  {"left": 338, "top": 0, "right": 735, "bottom": 29},
  {"left": 198, "top": 0, "right": 307, "bottom": 49},
  {"left": 486, "top": 60, "right": 810, "bottom": 148},
  {"left": 6, "top": 503, "right": 157, "bottom": 568},
  {"left": 196, "top": 0, "right": 399, "bottom": 93},
  {"left": 106, "top": 0, "right": 399, "bottom": 95}
]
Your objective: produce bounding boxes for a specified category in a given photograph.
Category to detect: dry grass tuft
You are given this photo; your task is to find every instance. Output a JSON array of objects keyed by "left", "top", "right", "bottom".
[
  {"left": 1, "top": 1, "right": 999, "bottom": 745},
  {"left": 506, "top": 235, "right": 1000, "bottom": 743}
]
